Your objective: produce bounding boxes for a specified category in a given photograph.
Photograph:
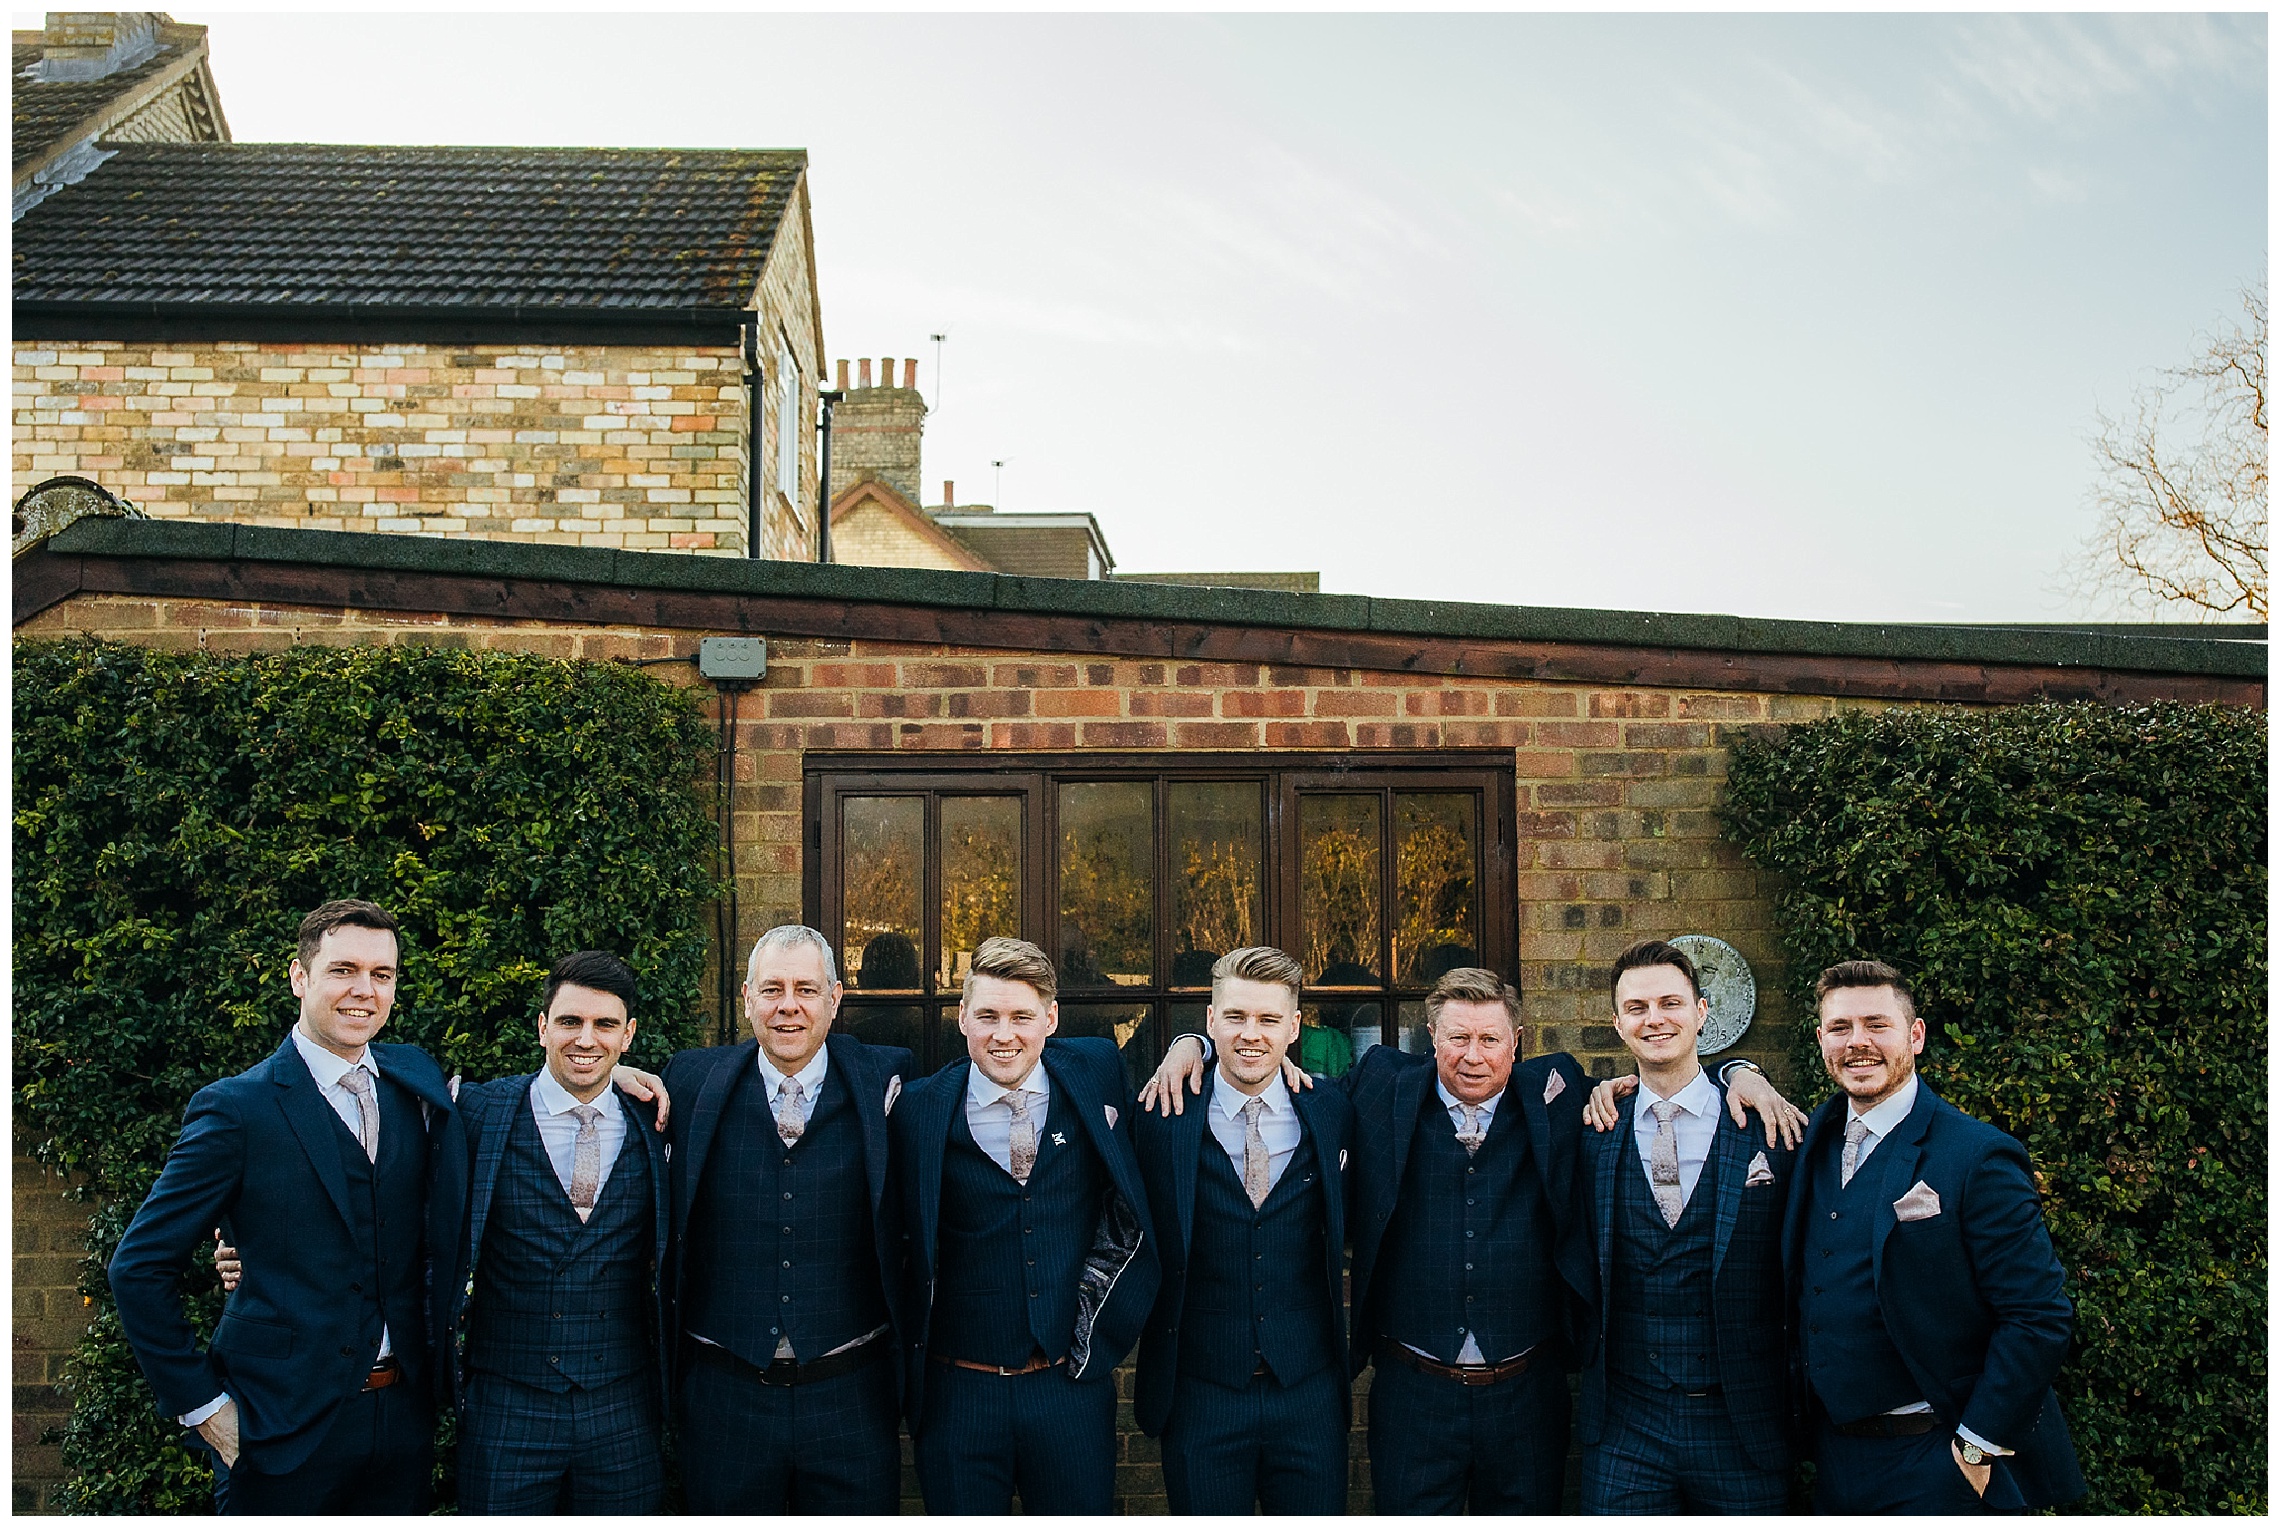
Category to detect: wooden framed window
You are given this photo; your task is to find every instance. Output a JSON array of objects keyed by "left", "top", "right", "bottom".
[{"left": 806, "top": 752, "right": 1516, "bottom": 1084}]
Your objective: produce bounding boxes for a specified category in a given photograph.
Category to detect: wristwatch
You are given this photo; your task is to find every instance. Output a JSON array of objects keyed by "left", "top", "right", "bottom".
[{"left": 1956, "top": 1437, "right": 1988, "bottom": 1467}]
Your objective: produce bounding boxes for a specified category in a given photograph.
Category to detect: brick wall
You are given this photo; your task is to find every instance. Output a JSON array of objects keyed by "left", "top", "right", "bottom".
[
  {"left": 833, "top": 498, "right": 983, "bottom": 572},
  {"left": 11, "top": 342, "right": 791, "bottom": 557},
  {"left": 13, "top": 1135, "right": 89, "bottom": 1514},
  {"left": 16, "top": 587, "right": 1870, "bottom": 1512}
]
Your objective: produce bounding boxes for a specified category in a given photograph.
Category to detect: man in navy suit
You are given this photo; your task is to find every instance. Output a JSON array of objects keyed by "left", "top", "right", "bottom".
[
  {"left": 661, "top": 924, "right": 913, "bottom": 1514},
  {"left": 109, "top": 900, "right": 453, "bottom": 1514},
  {"left": 1786, "top": 959, "right": 2084, "bottom": 1514},
  {"left": 1148, "top": 965, "right": 1802, "bottom": 1513},
  {"left": 1577, "top": 940, "right": 1794, "bottom": 1513},
  {"left": 892, "top": 935, "right": 1159, "bottom": 1515},
  {"left": 1133, "top": 947, "right": 1352, "bottom": 1515},
  {"left": 438, "top": 950, "right": 671, "bottom": 1513}
]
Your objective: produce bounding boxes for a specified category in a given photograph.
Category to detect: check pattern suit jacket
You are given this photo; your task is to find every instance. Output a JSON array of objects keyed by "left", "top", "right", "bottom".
[
  {"left": 1131, "top": 1070, "right": 1352, "bottom": 1437},
  {"left": 1342, "top": 1044, "right": 1595, "bottom": 1376},
  {"left": 433, "top": 1074, "right": 670, "bottom": 1413},
  {"left": 110, "top": 1036, "right": 456, "bottom": 1475},
  {"left": 1782, "top": 1081, "right": 2085, "bottom": 1509},
  {"left": 1579, "top": 1084, "right": 1794, "bottom": 1471}
]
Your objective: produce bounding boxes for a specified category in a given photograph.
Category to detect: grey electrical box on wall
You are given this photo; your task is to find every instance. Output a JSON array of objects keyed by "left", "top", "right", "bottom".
[{"left": 697, "top": 637, "right": 767, "bottom": 680}]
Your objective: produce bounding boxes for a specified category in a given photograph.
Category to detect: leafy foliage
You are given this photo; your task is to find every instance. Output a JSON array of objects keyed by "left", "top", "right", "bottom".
[
  {"left": 1722, "top": 701, "right": 2266, "bottom": 1514},
  {"left": 14, "top": 637, "right": 720, "bottom": 1513}
]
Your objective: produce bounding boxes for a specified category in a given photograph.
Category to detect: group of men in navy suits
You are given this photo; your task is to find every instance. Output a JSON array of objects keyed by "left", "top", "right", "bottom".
[{"left": 112, "top": 893, "right": 2084, "bottom": 1516}]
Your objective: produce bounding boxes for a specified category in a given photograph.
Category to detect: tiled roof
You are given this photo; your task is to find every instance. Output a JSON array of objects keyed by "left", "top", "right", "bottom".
[
  {"left": 11, "top": 36, "right": 191, "bottom": 170},
  {"left": 12, "top": 143, "right": 805, "bottom": 313}
]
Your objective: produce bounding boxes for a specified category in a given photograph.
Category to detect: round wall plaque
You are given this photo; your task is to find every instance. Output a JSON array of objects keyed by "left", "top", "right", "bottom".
[{"left": 1671, "top": 934, "right": 1756, "bottom": 1056}]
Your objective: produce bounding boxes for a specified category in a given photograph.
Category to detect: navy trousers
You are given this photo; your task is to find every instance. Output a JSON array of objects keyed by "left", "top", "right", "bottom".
[
  {"left": 1161, "top": 1365, "right": 1346, "bottom": 1515},
  {"left": 214, "top": 1381, "right": 433, "bottom": 1516},
  {"left": 912, "top": 1362, "right": 1118, "bottom": 1514},
  {"left": 1813, "top": 1421, "right": 2012, "bottom": 1515},
  {"left": 1583, "top": 1381, "right": 1788, "bottom": 1514},
  {"left": 459, "top": 1370, "right": 663, "bottom": 1514},
  {"left": 1367, "top": 1353, "right": 1569, "bottom": 1514},
  {"left": 677, "top": 1344, "right": 900, "bottom": 1514}
]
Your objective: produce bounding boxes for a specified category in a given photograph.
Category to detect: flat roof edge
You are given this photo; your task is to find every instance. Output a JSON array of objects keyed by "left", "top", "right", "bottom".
[{"left": 37, "top": 519, "right": 2268, "bottom": 681}]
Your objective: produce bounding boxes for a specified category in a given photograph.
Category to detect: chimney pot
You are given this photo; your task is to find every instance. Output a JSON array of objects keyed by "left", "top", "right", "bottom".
[
  {"left": 903, "top": 358, "right": 918, "bottom": 389},
  {"left": 879, "top": 358, "right": 892, "bottom": 390},
  {"left": 835, "top": 358, "right": 849, "bottom": 390},
  {"left": 857, "top": 358, "right": 873, "bottom": 389},
  {"left": 943, "top": 480, "right": 954, "bottom": 507}
]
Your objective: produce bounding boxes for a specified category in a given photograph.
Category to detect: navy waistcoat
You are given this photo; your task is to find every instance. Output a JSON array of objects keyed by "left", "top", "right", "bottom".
[
  {"left": 931, "top": 1087, "right": 1102, "bottom": 1367},
  {"left": 683, "top": 1061, "right": 885, "bottom": 1368},
  {"left": 1608, "top": 1133, "right": 1720, "bottom": 1391},
  {"left": 1179, "top": 1126, "right": 1336, "bottom": 1390},
  {"left": 466, "top": 1095, "right": 652, "bottom": 1391},
  {"left": 337, "top": 1070, "right": 429, "bottom": 1386},
  {"left": 1800, "top": 1140, "right": 1923, "bottom": 1423},
  {"left": 1379, "top": 1096, "right": 1555, "bottom": 1365}
]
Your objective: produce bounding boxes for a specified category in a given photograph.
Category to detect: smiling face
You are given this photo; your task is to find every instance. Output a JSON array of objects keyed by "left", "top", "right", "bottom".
[
  {"left": 539, "top": 981, "right": 635, "bottom": 1103},
  {"left": 744, "top": 940, "right": 841, "bottom": 1072},
  {"left": 1207, "top": 976, "right": 1301, "bottom": 1096},
  {"left": 1432, "top": 997, "right": 1519, "bottom": 1106},
  {"left": 1611, "top": 961, "right": 1708, "bottom": 1074},
  {"left": 1817, "top": 984, "right": 1924, "bottom": 1108},
  {"left": 290, "top": 924, "right": 400, "bottom": 1061},
  {"left": 959, "top": 973, "right": 1058, "bottom": 1088}
]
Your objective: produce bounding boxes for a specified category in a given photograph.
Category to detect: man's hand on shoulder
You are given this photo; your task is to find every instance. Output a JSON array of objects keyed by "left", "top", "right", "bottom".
[
  {"left": 610, "top": 1065, "right": 671, "bottom": 1130},
  {"left": 1583, "top": 1074, "right": 1638, "bottom": 1132},
  {"left": 1137, "top": 1035, "right": 1208, "bottom": 1117},
  {"left": 1723, "top": 1064, "right": 1807, "bottom": 1150}
]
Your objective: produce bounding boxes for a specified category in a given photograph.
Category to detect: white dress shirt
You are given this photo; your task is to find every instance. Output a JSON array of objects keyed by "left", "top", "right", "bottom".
[
  {"left": 965, "top": 1058, "right": 1051, "bottom": 1176},
  {"left": 528, "top": 1067, "right": 627, "bottom": 1199},
  {"left": 183, "top": 1029, "right": 398, "bottom": 1426},
  {"left": 758, "top": 1044, "right": 831, "bottom": 1135},
  {"left": 1427, "top": 1076, "right": 1509, "bottom": 1365},
  {"left": 1629, "top": 1065, "right": 1721, "bottom": 1213},
  {"left": 1206, "top": 1069, "right": 1301, "bottom": 1193}
]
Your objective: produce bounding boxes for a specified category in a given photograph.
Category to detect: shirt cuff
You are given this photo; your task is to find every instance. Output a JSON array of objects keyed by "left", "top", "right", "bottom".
[
  {"left": 179, "top": 1393, "right": 229, "bottom": 1427},
  {"left": 1175, "top": 1031, "right": 1211, "bottom": 1061},
  {"left": 1715, "top": 1058, "right": 1761, "bottom": 1084},
  {"left": 1956, "top": 1424, "right": 2013, "bottom": 1457}
]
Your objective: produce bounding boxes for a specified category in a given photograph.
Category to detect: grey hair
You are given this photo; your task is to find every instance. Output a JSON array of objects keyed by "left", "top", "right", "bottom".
[{"left": 746, "top": 924, "right": 840, "bottom": 987}]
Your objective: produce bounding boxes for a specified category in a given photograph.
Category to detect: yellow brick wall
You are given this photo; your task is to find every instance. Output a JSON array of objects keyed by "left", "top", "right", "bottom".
[
  {"left": 832, "top": 499, "right": 982, "bottom": 571},
  {"left": 13, "top": 341, "right": 768, "bottom": 556}
]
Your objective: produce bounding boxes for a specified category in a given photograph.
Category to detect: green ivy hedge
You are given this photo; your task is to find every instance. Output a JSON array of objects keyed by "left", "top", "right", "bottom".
[
  {"left": 1722, "top": 701, "right": 2266, "bottom": 1515},
  {"left": 14, "top": 637, "right": 721, "bottom": 1514}
]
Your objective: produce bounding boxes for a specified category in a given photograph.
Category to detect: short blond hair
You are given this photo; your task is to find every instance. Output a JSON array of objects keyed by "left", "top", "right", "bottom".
[
  {"left": 963, "top": 935, "right": 1057, "bottom": 1004},
  {"left": 1210, "top": 946, "right": 1305, "bottom": 1002},
  {"left": 1424, "top": 966, "right": 1522, "bottom": 1028}
]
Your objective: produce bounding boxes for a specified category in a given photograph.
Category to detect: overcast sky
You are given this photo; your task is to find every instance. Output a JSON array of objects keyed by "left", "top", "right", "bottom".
[{"left": 165, "top": 12, "right": 2266, "bottom": 621}]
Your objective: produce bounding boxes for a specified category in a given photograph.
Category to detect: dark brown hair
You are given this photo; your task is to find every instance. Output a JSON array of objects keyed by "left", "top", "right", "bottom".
[
  {"left": 542, "top": 950, "right": 638, "bottom": 1014},
  {"left": 1814, "top": 958, "right": 1916, "bottom": 1020},
  {"left": 1424, "top": 966, "right": 1522, "bottom": 1027},
  {"left": 295, "top": 899, "right": 399, "bottom": 966},
  {"left": 1608, "top": 938, "right": 1700, "bottom": 1004}
]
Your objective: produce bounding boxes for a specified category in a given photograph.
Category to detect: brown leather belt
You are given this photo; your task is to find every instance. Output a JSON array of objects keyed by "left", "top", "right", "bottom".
[
  {"left": 1376, "top": 1338, "right": 1533, "bottom": 1387},
  {"left": 1833, "top": 1410, "right": 1941, "bottom": 1439},
  {"left": 932, "top": 1350, "right": 1062, "bottom": 1377},
  {"left": 693, "top": 1334, "right": 891, "bottom": 1389},
  {"left": 360, "top": 1358, "right": 402, "bottom": 1393}
]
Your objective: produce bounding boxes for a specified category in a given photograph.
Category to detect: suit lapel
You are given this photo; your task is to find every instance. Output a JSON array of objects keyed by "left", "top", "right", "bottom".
[
  {"left": 912, "top": 1059, "right": 968, "bottom": 1285},
  {"left": 830, "top": 1034, "right": 894, "bottom": 1216},
  {"left": 681, "top": 1039, "right": 755, "bottom": 1209},
  {"left": 467, "top": 1076, "right": 530, "bottom": 1269},
  {"left": 268, "top": 1037, "right": 356, "bottom": 1232},
  {"left": 1386, "top": 1056, "right": 1430, "bottom": 1193},
  {"left": 1593, "top": 1090, "right": 1631, "bottom": 1339},
  {"left": 1522, "top": 1065, "right": 1558, "bottom": 1198},
  {"left": 1049, "top": 1044, "right": 1144, "bottom": 1213},
  {"left": 1289, "top": 1081, "right": 1345, "bottom": 1307},
  {"left": 1172, "top": 1070, "right": 1213, "bottom": 1267},
  {"left": 1709, "top": 1095, "right": 1751, "bottom": 1278},
  {"left": 1869, "top": 1083, "right": 1936, "bottom": 1287},
  {"left": 1784, "top": 1096, "right": 1846, "bottom": 1274}
]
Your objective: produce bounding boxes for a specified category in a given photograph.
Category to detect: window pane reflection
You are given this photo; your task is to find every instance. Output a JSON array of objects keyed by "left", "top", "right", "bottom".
[
  {"left": 1396, "top": 793, "right": 1479, "bottom": 983},
  {"left": 941, "top": 796, "right": 1021, "bottom": 990},
  {"left": 1058, "top": 782, "right": 1154, "bottom": 989},
  {"left": 1169, "top": 781, "right": 1262, "bottom": 986},
  {"left": 1303, "top": 999, "right": 1378, "bottom": 1072},
  {"left": 1299, "top": 794, "right": 1381, "bottom": 985},
  {"left": 1395, "top": 999, "right": 1432, "bottom": 1057},
  {"left": 842, "top": 796, "right": 922, "bottom": 989},
  {"left": 842, "top": 1004, "right": 925, "bottom": 1056},
  {"left": 1056, "top": 1003, "right": 1156, "bottom": 1093}
]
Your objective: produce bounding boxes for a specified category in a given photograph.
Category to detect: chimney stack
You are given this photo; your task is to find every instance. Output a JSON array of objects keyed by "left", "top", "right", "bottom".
[
  {"left": 903, "top": 358, "right": 918, "bottom": 388},
  {"left": 942, "top": 480, "right": 954, "bottom": 507},
  {"left": 835, "top": 358, "right": 849, "bottom": 390},
  {"left": 825, "top": 356, "right": 929, "bottom": 506}
]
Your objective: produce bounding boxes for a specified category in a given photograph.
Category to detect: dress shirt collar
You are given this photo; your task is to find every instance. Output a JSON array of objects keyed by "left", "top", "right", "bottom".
[
  {"left": 1638, "top": 1065, "right": 1720, "bottom": 1121},
  {"left": 758, "top": 1043, "right": 830, "bottom": 1101},
  {"left": 1434, "top": 1075, "right": 1503, "bottom": 1121},
  {"left": 1210, "top": 1069, "right": 1291, "bottom": 1123},
  {"left": 1848, "top": 1071, "right": 1920, "bottom": 1138},
  {"left": 292, "top": 1025, "right": 373, "bottom": 1087},
  {"left": 966, "top": 1055, "right": 1050, "bottom": 1111},
  {"left": 531, "top": 1064, "right": 621, "bottom": 1120}
]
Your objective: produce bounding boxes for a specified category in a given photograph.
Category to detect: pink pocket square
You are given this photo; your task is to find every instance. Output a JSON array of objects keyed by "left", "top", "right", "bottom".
[
  {"left": 1104, "top": 1104, "right": 1119, "bottom": 1130},
  {"left": 1542, "top": 1071, "right": 1566, "bottom": 1106},
  {"left": 883, "top": 1075, "right": 902, "bottom": 1116},
  {"left": 1744, "top": 1151, "right": 1776, "bottom": 1187},
  {"left": 1893, "top": 1180, "right": 1942, "bottom": 1221}
]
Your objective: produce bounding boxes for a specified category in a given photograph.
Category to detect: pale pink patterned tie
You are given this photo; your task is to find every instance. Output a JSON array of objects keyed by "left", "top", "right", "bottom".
[
  {"left": 1454, "top": 1105, "right": 1486, "bottom": 1157},
  {"left": 1648, "top": 1100, "right": 1684, "bottom": 1227},
  {"left": 1841, "top": 1116, "right": 1869, "bottom": 1188},
  {"left": 774, "top": 1077, "right": 807, "bottom": 1147},
  {"left": 568, "top": 1104, "right": 602, "bottom": 1223},
  {"left": 1241, "top": 1096, "right": 1271, "bottom": 1208},
  {"left": 1006, "top": 1091, "right": 1037, "bottom": 1185},
  {"left": 338, "top": 1067, "right": 379, "bottom": 1162}
]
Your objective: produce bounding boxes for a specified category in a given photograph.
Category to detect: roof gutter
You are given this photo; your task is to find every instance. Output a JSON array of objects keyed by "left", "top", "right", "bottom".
[{"left": 11, "top": 299, "right": 755, "bottom": 348}]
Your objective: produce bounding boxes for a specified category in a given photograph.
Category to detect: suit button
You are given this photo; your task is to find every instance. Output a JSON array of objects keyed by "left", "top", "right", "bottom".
[
  {"left": 782, "top": 1295, "right": 791, "bottom": 1303},
  {"left": 351, "top": 1282, "right": 362, "bottom": 1293},
  {"left": 1822, "top": 1249, "right": 1832, "bottom": 1258},
  {"left": 784, "top": 1192, "right": 794, "bottom": 1201},
  {"left": 1025, "top": 1227, "right": 1034, "bottom": 1235},
  {"left": 340, "top": 1344, "right": 353, "bottom": 1356},
  {"left": 1829, "top": 1211, "right": 1838, "bottom": 1220},
  {"left": 1027, "top": 1259, "right": 1036, "bottom": 1267},
  {"left": 783, "top": 1261, "right": 791, "bottom": 1269},
  {"left": 783, "top": 1227, "right": 793, "bottom": 1235},
  {"left": 1465, "top": 1231, "right": 1474, "bottom": 1239},
  {"left": 553, "top": 1313, "right": 563, "bottom": 1320},
  {"left": 1465, "top": 1263, "right": 1474, "bottom": 1271},
  {"left": 1029, "top": 1292, "right": 1039, "bottom": 1299}
]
